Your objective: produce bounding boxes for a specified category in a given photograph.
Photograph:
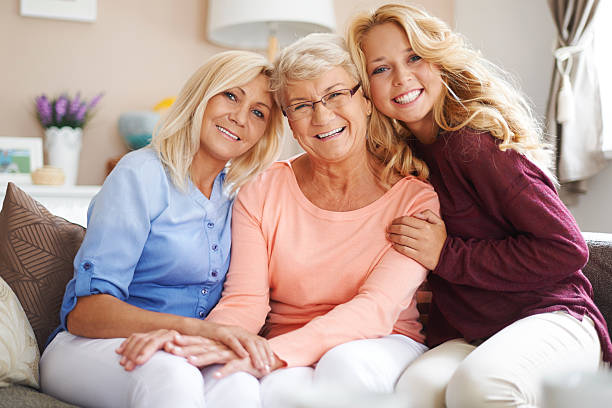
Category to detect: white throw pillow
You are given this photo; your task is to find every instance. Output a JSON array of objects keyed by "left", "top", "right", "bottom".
[{"left": 0, "top": 276, "right": 40, "bottom": 389}]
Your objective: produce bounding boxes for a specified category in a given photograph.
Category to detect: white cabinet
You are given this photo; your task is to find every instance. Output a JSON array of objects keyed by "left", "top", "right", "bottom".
[{"left": 1, "top": 183, "right": 100, "bottom": 227}]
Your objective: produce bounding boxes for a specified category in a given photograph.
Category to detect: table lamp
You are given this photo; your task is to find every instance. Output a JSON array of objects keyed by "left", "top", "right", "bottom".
[{"left": 207, "top": 0, "right": 336, "bottom": 61}]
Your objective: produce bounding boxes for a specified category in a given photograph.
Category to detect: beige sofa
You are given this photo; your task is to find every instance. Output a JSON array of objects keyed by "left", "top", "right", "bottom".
[{"left": 1, "top": 182, "right": 611, "bottom": 408}]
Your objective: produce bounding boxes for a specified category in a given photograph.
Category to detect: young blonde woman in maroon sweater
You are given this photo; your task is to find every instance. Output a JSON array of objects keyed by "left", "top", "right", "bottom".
[{"left": 348, "top": 3, "right": 611, "bottom": 408}]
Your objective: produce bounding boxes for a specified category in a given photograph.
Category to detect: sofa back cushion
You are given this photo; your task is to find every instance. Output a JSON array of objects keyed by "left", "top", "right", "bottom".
[
  {"left": 583, "top": 234, "right": 612, "bottom": 339},
  {"left": 0, "top": 182, "right": 85, "bottom": 354}
]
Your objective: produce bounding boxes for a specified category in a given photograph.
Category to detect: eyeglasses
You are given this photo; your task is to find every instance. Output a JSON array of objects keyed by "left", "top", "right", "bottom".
[{"left": 283, "top": 83, "right": 361, "bottom": 121}]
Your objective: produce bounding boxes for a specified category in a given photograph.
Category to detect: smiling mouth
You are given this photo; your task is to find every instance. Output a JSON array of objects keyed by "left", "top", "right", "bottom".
[
  {"left": 315, "top": 127, "right": 345, "bottom": 140},
  {"left": 217, "top": 125, "right": 240, "bottom": 141},
  {"left": 393, "top": 89, "right": 423, "bottom": 104}
]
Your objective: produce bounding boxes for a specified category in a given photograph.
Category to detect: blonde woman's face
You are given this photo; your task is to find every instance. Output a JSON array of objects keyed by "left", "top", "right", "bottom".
[
  {"left": 361, "top": 22, "right": 443, "bottom": 143},
  {"left": 198, "top": 74, "right": 273, "bottom": 167}
]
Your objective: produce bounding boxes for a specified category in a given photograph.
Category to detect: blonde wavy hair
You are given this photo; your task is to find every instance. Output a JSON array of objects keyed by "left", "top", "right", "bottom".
[
  {"left": 348, "top": 3, "right": 555, "bottom": 182},
  {"left": 151, "top": 50, "right": 283, "bottom": 195}
]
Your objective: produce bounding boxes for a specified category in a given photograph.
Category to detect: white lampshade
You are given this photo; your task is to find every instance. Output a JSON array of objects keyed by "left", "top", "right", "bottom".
[{"left": 207, "top": 0, "right": 336, "bottom": 50}]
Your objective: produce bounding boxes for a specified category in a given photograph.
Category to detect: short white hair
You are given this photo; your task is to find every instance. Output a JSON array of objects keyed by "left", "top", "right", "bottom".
[{"left": 271, "top": 33, "right": 360, "bottom": 106}]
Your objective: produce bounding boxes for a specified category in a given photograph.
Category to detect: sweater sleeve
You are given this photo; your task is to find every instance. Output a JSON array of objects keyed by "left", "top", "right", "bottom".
[
  {"left": 268, "top": 192, "right": 437, "bottom": 367},
  {"left": 205, "top": 184, "right": 270, "bottom": 334},
  {"left": 434, "top": 134, "right": 588, "bottom": 292}
]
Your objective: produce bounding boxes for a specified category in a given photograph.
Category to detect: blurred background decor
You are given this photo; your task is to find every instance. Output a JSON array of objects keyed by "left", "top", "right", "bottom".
[
  {"left": 118, "top": 111, "right": 159, "bottom": 151},
  {"left": 207, "top": 0, "right": 336, "bottom": 62},
  {"left": 0, "top": 137, "right": 43, "bottom": 185},
  {"left": 20, "top": 0, "right": 97, "bottom": 23},
  {"left": 35, "top": 92, "right": 102, "bottom": 185},
  {"left": 117, "top": 97, "right": 174, "bottom": 151}
]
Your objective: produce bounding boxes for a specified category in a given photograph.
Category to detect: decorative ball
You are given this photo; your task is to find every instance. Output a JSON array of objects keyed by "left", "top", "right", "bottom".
[{"left": 118, "top": 111, "right": 160, "bottom": 150}]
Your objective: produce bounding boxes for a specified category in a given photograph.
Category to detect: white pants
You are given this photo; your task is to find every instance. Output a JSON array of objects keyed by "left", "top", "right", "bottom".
[
  {"left": 396, "top": 312, "right": 602, "bottom": 408},
  {"left": 41, "top": 331, "right": 209, "bottom": 408},
  {"left": 206, "top": 334, "right": 428, "bottom": 408},
  {"left": 41, "top": 332, "right": 425, "bottom": 408}
]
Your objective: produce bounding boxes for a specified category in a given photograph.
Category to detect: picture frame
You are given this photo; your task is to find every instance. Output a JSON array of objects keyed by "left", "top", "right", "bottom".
[
  {"left": 0, "top": 137, "right": 43, "bottom": 185},
  {"left": 20, "top": 0, "right": 97, "bottom": 23}
]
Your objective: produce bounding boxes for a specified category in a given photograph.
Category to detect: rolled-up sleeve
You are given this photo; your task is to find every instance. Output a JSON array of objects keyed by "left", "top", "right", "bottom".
[{"left": 59, "top": 161, "right": 164, "bottom": 330}]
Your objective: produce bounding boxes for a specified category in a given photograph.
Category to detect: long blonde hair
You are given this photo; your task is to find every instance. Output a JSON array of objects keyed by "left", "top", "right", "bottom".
[
  {"left": 151, "top": 50, "right": 283, "bottom": 195},
  {"left": 348, "top": 3, "right": 555, "bottom": 182}
]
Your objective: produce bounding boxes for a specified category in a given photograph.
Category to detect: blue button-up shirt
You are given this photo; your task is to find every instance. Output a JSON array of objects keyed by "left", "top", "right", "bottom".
[{"left": 55, "top": 148, "right": 233, "bottom": 335}]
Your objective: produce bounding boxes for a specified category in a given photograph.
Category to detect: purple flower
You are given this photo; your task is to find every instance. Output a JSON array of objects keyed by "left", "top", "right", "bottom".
[
  {"left": 55, "top": 95, "right": 68, "bottom": 123},
  {"left": 35, "top": 91, "right": 103, "bottom": 129},
  {"left": 68, "top": 92, "right": 81, "bottom": 116},
  {"left": 87, "top": 92, "right": 104, "bottom": 110},
  {"left": 76, "top": 102, "right": 88, "bottom": 122},
  {"left": 36, "top": 94, "right": 52, "bottom": 126}
]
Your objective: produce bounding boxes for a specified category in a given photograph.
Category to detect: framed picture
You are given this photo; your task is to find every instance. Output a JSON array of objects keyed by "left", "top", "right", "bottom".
[
  {"left": 0, "top": 137, "right": 43, "bottom": 185},
  {"left": 20, "top": 0, "right": 97, "bottom": 23}
]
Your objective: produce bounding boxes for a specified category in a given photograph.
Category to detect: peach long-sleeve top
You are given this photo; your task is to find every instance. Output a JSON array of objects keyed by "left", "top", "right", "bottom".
[{"left": 206, "top": 159, "right": 440, "bottom": 367}]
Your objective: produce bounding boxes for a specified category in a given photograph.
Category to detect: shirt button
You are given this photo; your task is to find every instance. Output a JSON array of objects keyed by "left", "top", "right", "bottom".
[
  {"left": 211, "top": 244, "right": 218, "bottom": 251},
  {"left": 207, "top": 222, "right": 214, "bottom": 229},
  {"left": 201, "top": 288, "right": 208, "bottom": 295},
  {"left": 211, "top": 269, "right": 218, "bottom": 277},
  {"left": 199, "top": 311, "right": 205, "bottom": 318},
  {"left": 83, "top": 262, "right": 92, "bottom": 270}
]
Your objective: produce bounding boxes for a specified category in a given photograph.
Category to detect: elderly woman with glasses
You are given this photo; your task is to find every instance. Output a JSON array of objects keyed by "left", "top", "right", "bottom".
[{"left": 160, "top": 33, "right": 439, "bottom": 406}]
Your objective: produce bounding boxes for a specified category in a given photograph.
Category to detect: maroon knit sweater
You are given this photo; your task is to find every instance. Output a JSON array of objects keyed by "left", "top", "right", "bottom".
[{"left": 414, "top": 128, "right": 612, "bottom": 362}]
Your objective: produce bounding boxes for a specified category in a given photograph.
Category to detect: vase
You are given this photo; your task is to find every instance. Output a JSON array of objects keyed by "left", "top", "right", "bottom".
[{"left": 44, "top": 126, "right": 83, "bottom": 185}]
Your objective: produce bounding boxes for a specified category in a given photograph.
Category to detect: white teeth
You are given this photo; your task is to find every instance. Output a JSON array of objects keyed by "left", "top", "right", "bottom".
[
  {"left": 217, "top": 126, "right": 239, "bottom": 140},
  {"left": 316, "top": 127, "right": 344, "bottom": 139},
  {"left": 394, "top": 89, "right": 422, "bottom": 104}
]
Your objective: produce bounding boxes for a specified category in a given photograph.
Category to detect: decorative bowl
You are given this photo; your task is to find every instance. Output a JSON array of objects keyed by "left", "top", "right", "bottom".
[
  {"left": 31, "top": 166, "right": 65, "bottom": 185},
  {"left": 118, "top": 111, "right": 160, "bottom": 150}
]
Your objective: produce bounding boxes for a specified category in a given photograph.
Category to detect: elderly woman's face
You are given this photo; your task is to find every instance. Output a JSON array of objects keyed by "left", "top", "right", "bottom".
[{"left": 282, "top": 66, "right": 371, "bottom": 163}]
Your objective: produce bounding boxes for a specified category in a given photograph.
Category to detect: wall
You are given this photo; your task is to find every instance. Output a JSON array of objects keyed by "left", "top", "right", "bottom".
[
  {"left": 0, "top": 0, "right": 452, "bottom": 185},
  {"left": 454, "top": 0, "right": 612, "bottom": 233},
  {"left": 1, "top": 0, "right": 225, "bottom": 185}
]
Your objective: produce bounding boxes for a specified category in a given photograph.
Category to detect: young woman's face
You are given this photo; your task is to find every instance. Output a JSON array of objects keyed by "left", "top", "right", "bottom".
[
  {"left": 199, "top": 74, "right": 273, "bottom": 167},
  {"left": 361, "top": 22, "right": 443, "bottom": 143}
]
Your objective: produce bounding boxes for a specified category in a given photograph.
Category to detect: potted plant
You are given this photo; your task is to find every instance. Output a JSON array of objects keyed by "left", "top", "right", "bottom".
[{"left": 35, "top": 92, "right": 103, "bottom": 185}]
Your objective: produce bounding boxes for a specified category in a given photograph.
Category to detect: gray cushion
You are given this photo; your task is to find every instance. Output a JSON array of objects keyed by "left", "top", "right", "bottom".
[{"left": 0, "top": 384, "right": 78, "bottom": 408}]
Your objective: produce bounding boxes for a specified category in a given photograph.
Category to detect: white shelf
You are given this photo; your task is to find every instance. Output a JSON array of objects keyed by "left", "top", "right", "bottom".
[{"left": 1, "top": 183, "right": 100, "bottom": 227}]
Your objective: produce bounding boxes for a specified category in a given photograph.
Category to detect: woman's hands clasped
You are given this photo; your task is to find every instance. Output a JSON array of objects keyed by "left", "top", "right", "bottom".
[
  {"left": 115, "top": 323, "right": 274, "bottom": 373},
  {"left": 163, "top": 334, "right": 283, "bottom": 379},
  {"left": 387, "top": 209, "right": 447, "bottom": 270}
]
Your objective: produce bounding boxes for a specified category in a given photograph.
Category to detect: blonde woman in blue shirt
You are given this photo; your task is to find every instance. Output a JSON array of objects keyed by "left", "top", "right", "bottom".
[{"left": 39, "top": 50, "right": 283, "bottom": 408}]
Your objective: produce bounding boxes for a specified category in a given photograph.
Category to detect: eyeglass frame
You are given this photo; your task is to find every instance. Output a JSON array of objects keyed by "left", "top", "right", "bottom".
[{"left": 282, "top": 83, "right": 362, "bottom": 120}]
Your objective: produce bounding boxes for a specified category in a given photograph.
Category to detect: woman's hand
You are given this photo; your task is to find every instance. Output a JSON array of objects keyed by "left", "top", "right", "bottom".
[
  {"left": 164, "top": 336, "right": 285, "bottom": 378},
  {"left": 387, "top": 209, "right": 447, "bottom": 270},
  {"left": 165, "top": 334, "right": 280, "bottom": 378},
  {"left": 115, "top": 329, "right": 180, "bottom": 371},
  {"left": 201, "top": 323, "right": 274, "bottom": 372}
]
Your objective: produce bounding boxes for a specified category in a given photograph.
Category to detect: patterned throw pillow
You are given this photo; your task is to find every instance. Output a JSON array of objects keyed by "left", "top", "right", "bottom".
[
  {"left": 0, "top": 182, "right": 85, "bottom": 354},
  {"left": 0, "top": 276, "right": 39, "bottom": 389}
]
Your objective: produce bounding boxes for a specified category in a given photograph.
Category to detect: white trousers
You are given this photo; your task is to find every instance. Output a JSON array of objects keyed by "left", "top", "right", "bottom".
[
  {"left": 40, "top": 331, "right": 208, "bottom": 408},
  {"left": 396, "top": 312, "right": 602, "bottom": 408},
  {"left": 204, "top": 334, "right": 428, "bottom": 408},
  {"left": 41, "top": 332, "right": 426, "bottom": 407}
]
